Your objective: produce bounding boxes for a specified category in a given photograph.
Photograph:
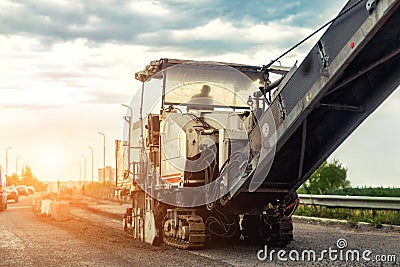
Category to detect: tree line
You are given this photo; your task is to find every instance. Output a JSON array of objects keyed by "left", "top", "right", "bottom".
[
  {"left": 297, "top": 159, "right": 400, "bottom": 197},
  {"left": 7, "top": 166, "right": 46, "bottom": 191}
]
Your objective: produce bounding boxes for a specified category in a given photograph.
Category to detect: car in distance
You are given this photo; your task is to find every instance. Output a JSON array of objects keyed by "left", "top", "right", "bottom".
[
  {"left": 27, "top": 186, "right": 36, "bottom": 195},
  {"left": 5, "top": 185, "right": 19, "bottom": 203},
  {"left": 0, "top": 166, "right": 7, "bottom": 211},
  {"left": 16, "top": 185, "right": 29, "bottom": 196}
]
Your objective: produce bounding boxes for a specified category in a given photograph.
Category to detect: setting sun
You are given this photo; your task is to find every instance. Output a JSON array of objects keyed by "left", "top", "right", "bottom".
[{"left": 42, "top": 148, "right": 61, "bottom": 167}]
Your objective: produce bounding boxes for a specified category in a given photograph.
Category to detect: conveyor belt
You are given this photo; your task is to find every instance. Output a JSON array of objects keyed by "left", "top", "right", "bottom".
[{"left": 244, "top": 0, "right": 400, "bottom": 201}]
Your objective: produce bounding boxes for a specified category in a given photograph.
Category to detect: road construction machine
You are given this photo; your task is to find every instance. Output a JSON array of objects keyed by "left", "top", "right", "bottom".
[{"left": 118, "top": 0, "right": 400, "bottom": 249}]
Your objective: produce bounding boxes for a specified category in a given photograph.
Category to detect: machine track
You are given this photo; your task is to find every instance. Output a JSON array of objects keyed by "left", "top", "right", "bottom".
[
  {"left": 163, "top": 210, "right": 206, "bottom": 249},
  {"left": 163, "top": 234, "right": 205, "bottom": 250}
]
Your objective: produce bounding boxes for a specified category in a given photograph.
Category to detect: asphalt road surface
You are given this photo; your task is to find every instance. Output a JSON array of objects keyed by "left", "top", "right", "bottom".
[{"left": 0, "top": 195, "right": 398, "bottom": 266}]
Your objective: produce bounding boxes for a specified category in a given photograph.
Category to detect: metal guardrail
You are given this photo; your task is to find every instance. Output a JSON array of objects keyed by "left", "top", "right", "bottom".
[
  {"left": 87, "top": 188, "right": 115, "bottom": 200},
  {"left": 298, "top": 194, "right": 400, "bottom": 211}
]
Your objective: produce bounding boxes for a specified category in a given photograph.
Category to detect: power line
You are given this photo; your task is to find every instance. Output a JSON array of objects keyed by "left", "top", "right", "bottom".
[{"left": 264, "top": 0, "right": 365, "bottom": 69}]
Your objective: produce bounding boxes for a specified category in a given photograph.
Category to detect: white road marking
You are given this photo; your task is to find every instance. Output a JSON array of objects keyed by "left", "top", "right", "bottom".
[{"left": 0, "top": 225, "right": 25, "bottom": 250}]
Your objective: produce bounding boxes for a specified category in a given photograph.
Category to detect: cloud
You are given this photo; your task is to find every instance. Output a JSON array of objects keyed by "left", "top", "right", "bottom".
[
  {"left": 0, "top": 0, "right": 365, "bottom": 113},
  {"left": 1, "top": 35, "right": 134, "bottom": 98},
  {"left": 83, "top": 90, "right": 131, "bottom": 104},
  {"left": 136, "top": 18, "right": 315, "bottom": 56},
  {"left": 128, "top": 1, "right": 171, "bottom": 16},
  {"left": 0, "top": 0, "right": 345, "bottom": 55}
]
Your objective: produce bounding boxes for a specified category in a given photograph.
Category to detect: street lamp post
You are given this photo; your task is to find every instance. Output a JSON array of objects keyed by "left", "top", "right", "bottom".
[
  {"left": 16, "top": 156, "right": 21, "bottom": 185},
  {"left": 122, "top": 104, "right": 132, "bottom": 176},
  {"left": 115, "top": 140, "right": 121, "bottom": 188},
  {"left": 81, "top": 155, "right": 86, "bottom": 186},
  {"left": 5, "top": 146, "right": 12, "bottom": 177},
  {"left": 88, "top": 146, "right": 94, "bottom": 184},
  {"left": 97, "top": 131, "right": 106, "bottom": 187}
]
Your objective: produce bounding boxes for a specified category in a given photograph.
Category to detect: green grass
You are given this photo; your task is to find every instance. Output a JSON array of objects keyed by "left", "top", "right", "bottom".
[{"left": 294, "top": 204, "right": 400, "bottom": 227}]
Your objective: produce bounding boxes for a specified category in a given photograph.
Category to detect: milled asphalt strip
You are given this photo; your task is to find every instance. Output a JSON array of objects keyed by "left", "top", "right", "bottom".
[
  {"left": 0, "top": 225, "right": 25, "bottom": 249},
  {"left": 70, "top": 207, "right": 122, "bottom": 229}
]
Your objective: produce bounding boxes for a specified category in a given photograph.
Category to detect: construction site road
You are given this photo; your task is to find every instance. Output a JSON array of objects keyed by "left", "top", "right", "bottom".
[{"left": 1, "top": 195, "right": 398, "bottom": 266}]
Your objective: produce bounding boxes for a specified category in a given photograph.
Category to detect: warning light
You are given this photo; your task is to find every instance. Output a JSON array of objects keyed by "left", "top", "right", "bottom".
[{"left": 350, "top": 42, "right": 355, "bottom": 48}]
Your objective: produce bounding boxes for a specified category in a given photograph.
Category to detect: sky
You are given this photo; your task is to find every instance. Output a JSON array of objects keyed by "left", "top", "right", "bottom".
[{"left": 0, "top": 0, "right": 399, "bottom": 187}]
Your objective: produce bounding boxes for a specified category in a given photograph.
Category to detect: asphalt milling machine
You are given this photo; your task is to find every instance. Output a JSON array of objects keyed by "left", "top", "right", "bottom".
[{"left": 118, "top": 0, "right": 400, "bottom": 249}]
